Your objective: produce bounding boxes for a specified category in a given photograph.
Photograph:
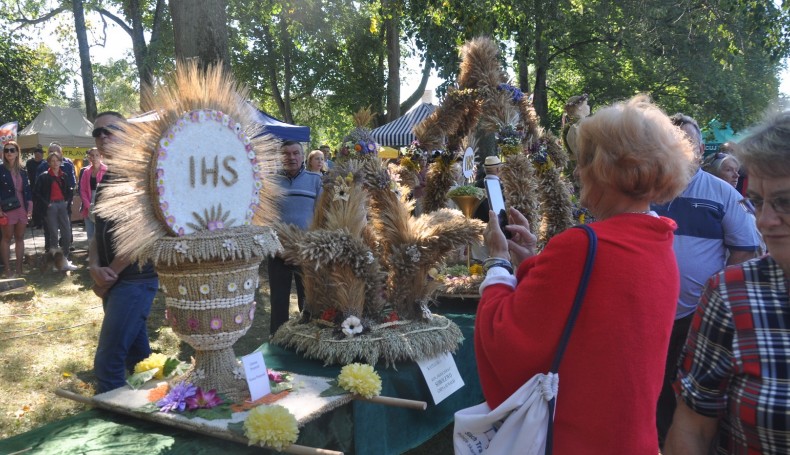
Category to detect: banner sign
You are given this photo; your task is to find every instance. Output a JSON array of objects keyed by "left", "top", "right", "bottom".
[{"left": 0, "top": 121, "right": 18, "bottom": 144}]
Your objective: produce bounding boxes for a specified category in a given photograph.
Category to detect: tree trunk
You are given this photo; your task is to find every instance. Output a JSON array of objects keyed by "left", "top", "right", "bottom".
[
  {"left": 533, "top": 1, "right": 549, "bottom": 126},
  {"left": 97, "top": 0, "right": 165, "bottom": 110},
  {"left": 533, "top": 62, "right": 549, "bottom": 127},
  {"left": 399, "top": 52, "right": 432, "bottom": 113},
  {"left": 384, "top": 6, "right": 400, "bottom": 122},
  {"left": 126, "top": 0, "right": 165, "bottom": 106},
  {"left": 278, "top": 15, "right": 294, "bottom": 124},
  {"left": 72, "top": 0, "right": 97, "bottom": 120},
  {"left": 169, "top": 0, "right": 229, "bottom": 72},
  {"left": 516, "top": 35, "right": 531, "bottom": 94},
  {"left": 260, "top": 25, "right": 287, "bottom": 120}
]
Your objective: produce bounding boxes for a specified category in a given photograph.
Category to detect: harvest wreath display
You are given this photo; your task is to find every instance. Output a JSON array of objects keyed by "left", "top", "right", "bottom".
[
  {"left": 271, "top": 115, "right": 485, "bottom": 366},
  {"left": 92, "top": 62, "right": 283, "bottom": 401}
]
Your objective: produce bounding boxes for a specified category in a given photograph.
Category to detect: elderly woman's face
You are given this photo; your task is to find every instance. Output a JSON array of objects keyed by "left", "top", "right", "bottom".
[
  {"left": 748, "top": 173, "right": 790, "bottom": 272},
  {"left": 716, "top": 158, "right": 740, "bottom": 187}
]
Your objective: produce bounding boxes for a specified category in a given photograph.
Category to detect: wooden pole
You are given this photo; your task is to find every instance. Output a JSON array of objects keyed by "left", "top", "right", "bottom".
[{"left": 355, "top": 395, "right": 428, "bottom": 410}]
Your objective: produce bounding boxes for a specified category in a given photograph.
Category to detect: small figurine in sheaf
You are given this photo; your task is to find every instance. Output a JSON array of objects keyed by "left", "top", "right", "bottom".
[{"left": 562, "top": 94, "right": 590, "bottom": 158}]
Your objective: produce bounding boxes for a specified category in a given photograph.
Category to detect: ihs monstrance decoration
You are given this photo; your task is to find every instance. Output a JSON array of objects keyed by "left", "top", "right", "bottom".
[{"left": 94, "top": 62, "right": 282, "bottom": 399}]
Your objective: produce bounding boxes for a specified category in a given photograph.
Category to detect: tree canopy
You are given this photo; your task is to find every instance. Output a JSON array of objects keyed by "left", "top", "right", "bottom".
[
  {"left": 1, "top": 0, "right": 788, "bottom": 144},
  {"left": 0, "top": 35, "right": 67, "bottom": 126}
]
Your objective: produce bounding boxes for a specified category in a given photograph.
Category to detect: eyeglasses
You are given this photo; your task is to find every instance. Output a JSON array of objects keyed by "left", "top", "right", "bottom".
[
  {"left": 743, "top": 196, "right": 790, "bottom": 215},
  {"left": 91, "top": 124, "right": 122, "bottom": 138},
  {"left": 3, "top": 148, "right": 17, "bottom": 153}
]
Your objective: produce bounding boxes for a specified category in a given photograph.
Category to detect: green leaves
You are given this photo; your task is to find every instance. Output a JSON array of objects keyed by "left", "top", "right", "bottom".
[
  {"left": 0, "top": 36, "right": 67, "bottom": 127},
  {"left": 318, "top": 379, "right": 350, "bottom": 397}
]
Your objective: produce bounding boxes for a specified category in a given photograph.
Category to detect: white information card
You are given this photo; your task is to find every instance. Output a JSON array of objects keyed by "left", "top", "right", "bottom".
[
  {"left": 241, "top": 351, "right": 271, "bottom": 402},
  {"left": 416, "top": 352, "right": 465, "bottom": 404}
]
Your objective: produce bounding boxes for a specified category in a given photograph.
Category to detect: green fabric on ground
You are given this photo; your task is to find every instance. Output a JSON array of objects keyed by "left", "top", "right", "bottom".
[{"left": 0, "top": 406, "right": 353, "bottom": 454}]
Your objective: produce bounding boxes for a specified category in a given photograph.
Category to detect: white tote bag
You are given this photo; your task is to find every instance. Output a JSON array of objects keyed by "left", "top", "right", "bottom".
[
  {"left": 453, "top": 372, "right": 558, "bottom": 455},
  {"left": 454, "top": 225, "right": 598, "bottom": 455}
]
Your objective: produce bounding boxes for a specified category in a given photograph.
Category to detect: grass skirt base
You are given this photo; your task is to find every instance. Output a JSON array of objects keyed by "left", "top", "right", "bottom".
[{"left": 271, "top": 315, "right": 464, "bottom": 367}]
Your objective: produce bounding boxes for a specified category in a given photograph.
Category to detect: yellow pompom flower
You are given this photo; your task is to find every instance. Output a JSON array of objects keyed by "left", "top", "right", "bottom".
[
  {"left": 244, "top": 405, "right": 299, "bottom": 450},
  {"left": 338, "top": 363, "right": 382, "bottom": 399},
  {"left": 134, "top": 353, "right": 168, "bottom": 379},
  {"left": 469, "top": 264, "right": 483, "bottom": 276}
]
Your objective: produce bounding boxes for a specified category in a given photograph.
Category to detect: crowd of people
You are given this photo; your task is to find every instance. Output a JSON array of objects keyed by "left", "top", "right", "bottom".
[
  {"left": 475, "top": 95, "right": 788, "bottom": 453},
  {"left": 0, "top": 135, "right": 111, "bottom": 277},
  {"left": 2, "top": 94, "right": 789, "bottom": 452}
]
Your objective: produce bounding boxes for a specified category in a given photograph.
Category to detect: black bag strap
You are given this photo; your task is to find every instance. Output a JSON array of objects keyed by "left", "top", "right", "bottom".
[{"left": 545, "top": 224, "right": 597, "bottom": 455}]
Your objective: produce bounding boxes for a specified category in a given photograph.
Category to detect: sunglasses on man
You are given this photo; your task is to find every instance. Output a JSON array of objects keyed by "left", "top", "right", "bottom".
[{"left": 91, "top": 124, "right": 123, "bottom": 138}]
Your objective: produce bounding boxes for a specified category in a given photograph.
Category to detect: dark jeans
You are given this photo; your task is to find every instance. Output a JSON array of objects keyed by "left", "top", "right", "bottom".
[
  {"left": 657, "top": 312, "right": 695, "bottom": 445},
  {"left": 267, "top": 256, "right": 305, "bottom": 335},
  {"left": 93, "top": 278, "right": 158, "bottom": 393}
]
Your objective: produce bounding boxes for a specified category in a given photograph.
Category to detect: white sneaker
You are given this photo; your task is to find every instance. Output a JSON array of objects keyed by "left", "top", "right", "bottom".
[{"left": 63, "top": 260, "right": 79, "bottom": 271}]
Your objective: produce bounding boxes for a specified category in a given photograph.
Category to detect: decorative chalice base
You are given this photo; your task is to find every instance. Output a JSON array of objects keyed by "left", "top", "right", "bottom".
[
  {"left": 151, "top": 225, "right": 281, "bottom": 402},
  {"left": 158, "top": 256, "right": 260, "bottom": 401}
]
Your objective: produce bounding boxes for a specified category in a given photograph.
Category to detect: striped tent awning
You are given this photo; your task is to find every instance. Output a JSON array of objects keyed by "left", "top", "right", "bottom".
[{"left": 371, "top": 102, "right": 436, "bottom": 147}]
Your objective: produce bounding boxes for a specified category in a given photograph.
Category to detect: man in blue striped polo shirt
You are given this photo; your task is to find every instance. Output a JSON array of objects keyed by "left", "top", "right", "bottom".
[{"left": 268, "top": 140, "right": 322, "bottom": 336}]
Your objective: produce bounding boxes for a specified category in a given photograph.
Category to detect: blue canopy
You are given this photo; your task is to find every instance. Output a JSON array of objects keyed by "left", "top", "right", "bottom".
[
  {"left": 253, "top": 109, "right": 311, "bottom": 143},
  {"left": 371, "top": 102, "right": 436, "bottom": 147}
]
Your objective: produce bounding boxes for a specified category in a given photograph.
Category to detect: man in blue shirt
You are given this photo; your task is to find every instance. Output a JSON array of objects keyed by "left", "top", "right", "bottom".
[
  {"left": 652, "top": 114, "right": 760, "bottom": 446},
  {"left": 268, "top": 141, "right": 322, "bottom": 335}
]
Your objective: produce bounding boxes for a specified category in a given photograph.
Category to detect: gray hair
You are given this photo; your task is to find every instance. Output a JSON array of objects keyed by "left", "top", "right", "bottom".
[{"left": 737, "top": 111, "right": 790, "bottom": 178}]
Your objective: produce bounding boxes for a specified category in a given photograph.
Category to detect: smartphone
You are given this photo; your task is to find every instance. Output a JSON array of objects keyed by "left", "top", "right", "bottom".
[{"left": 484, "top": 176, "right": 512, "bottom": 239}]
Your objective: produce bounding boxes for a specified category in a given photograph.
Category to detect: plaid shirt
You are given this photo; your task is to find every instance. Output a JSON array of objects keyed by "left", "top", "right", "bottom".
[{"left": 674, "top": 255, "right": 790, "bottom": 454}]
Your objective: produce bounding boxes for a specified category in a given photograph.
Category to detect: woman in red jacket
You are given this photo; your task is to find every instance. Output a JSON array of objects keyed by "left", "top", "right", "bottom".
[{"left": 475, "top": 95, "right": 696, "bottom": 453}]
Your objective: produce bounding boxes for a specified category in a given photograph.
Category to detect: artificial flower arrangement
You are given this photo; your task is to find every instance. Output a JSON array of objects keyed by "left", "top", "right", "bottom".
[
  {"left": 496, "top": 124, "right": 526, "bottom": 156},
  {"left": 431, "top": 263, "right": 485, "bottom": 296},
  {"left": 242, "top": 404, "right": 299, "bottom": 450},
  {"left": 337, "top": 123, "right": 379, "bottom": 160},
  {"left": 497, "top": 83, "right": 525, "bottom": 104},
  {"left": 320, "top": 363, "right": 383, "bottom": 399},
  {"left": 136, "top": 367, "right": 293, "bottom": 423},
  {"left": 127, "top": 353, "right": 189, "bottom": 389}
]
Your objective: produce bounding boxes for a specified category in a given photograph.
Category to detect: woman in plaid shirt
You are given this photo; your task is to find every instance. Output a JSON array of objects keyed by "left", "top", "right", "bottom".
[{"left": 666, "top": 112, "right": 790, "bottom": 454}]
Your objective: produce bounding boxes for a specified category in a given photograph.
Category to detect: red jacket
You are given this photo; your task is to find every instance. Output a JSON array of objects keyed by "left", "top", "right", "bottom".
[{"left": 475, "top": 213, "right": 679, "bottom": 454}]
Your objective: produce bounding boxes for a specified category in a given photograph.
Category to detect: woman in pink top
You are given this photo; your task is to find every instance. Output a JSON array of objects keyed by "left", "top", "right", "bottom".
[
  {"left": 0, "top": 141, "right": 33, "bottom": 277},
  {"left": 78, "top": 148, "right": 106, "bottom": 241}
]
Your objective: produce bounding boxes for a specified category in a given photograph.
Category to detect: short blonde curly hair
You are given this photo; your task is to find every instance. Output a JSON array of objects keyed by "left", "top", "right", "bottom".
[{"left": 576, "top": 94, "right": 695, "bottom": 218}]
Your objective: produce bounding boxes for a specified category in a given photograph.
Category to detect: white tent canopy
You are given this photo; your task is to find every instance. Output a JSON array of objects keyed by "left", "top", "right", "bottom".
[{"left": 17, "top": 106, "right": 95, "bottom": 149}]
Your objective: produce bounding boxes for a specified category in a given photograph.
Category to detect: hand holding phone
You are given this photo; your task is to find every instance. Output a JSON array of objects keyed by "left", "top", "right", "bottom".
[{"left": 484, "top": 176, "right": 512, "bottom": 239}]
